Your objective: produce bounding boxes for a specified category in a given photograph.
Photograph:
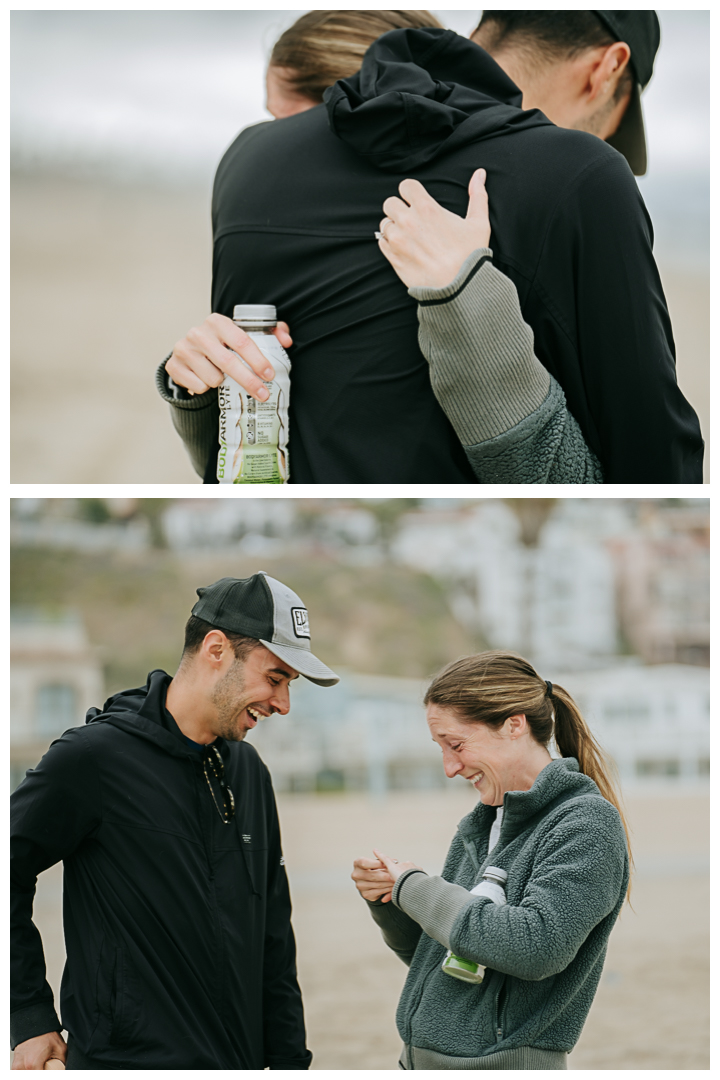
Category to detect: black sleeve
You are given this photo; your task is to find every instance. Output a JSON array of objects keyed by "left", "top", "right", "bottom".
[
  {"left": 531, "top": 152, "right": 703, "bottom": 483},
  {"left": 10, "top": 729, "right": 102, "bottom": 1049},
  {"left": 261, "top": 775, "right": 312, "bottom": 1070}
]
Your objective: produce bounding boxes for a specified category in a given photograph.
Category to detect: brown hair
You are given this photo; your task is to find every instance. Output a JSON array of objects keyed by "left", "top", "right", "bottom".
[
  {"left": 182, "top": 615, "right": 259, "bottom": 664},
  {"left": 425, "top": 651, "right": 634, "bottom": 895},
  {"left": 269, "top": 9, "right": 444, "bottom": 103}
]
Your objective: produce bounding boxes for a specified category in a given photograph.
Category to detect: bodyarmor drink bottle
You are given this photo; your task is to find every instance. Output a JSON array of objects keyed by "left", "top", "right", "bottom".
[
  {"left": 441, "top": 866, "right": 508, "bottom": 983},
  {"left": 217, "top": 305, "right": 291, "bottom": 484}
]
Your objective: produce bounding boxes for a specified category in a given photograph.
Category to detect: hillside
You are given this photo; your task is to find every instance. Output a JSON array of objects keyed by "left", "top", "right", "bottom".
[{"left": 10, "top": 546, "right": 488, "bottom": 695}]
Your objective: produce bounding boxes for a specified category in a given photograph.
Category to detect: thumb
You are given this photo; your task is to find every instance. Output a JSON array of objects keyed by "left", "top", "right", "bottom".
[{"left": 466, "top": 168, "right": 489, "bottom": 222}]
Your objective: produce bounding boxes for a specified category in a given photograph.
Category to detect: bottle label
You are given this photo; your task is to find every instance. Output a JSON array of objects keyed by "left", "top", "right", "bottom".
[{"left": 217, "top": 334, "right": 291, "bottom": 484}]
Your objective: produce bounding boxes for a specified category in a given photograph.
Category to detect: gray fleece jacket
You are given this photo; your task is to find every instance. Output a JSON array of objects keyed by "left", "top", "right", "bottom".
[
  {"left": 367, "top": 758, "right": 628, "bottom": 1069},
  {"left": 157, "top": 252, "right": 603, "bottom": 484}
]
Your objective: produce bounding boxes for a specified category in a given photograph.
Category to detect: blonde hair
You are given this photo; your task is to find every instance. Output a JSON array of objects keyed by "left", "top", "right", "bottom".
[
  {"left": 269, "top": 9, "right": 444, "bottom": 103},
  {"left": 425, "top": 651, "right": 634, "bottom": 896}
]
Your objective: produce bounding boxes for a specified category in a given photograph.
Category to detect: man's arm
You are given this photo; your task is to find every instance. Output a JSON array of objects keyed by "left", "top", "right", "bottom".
[
  {"left": 529, "top": 151, "right": 703, "bottom": 483},
  {"left": 261, "top": 776, "right": 312, "bottom": 1070},
  {"left": 10, "top": 729, "right": 101, "bottom": 1060}
]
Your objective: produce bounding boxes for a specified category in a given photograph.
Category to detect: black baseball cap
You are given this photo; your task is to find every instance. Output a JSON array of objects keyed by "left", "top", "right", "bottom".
[
  {"left": 192, "top": 572, "right": 339, "bottom": 686},
  {"left": 594, "top": 11, "right": 661, "bottom": 176}
]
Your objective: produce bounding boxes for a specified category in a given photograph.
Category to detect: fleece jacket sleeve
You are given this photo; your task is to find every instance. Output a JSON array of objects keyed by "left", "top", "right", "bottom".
[
  {"left": 392, "top": 870, "right": 472, "bottom": 950},
  {"left": 364, "top": 896, "right": 423, "bottom": 967},
  {"left": 10, "top": 729, "right": 102, "bottom": 1049},
  {"left": 261, "top": 774, "right": 312, "bottom": 1069},
  {"left": 409, "top": 251, "right": 604, "bottom": 484},
  {"left": 446, "top": 800, "right": 627, "bottom": 983},
  {"left": 155, "top": 358, "right": 219, "bottom": 479}
]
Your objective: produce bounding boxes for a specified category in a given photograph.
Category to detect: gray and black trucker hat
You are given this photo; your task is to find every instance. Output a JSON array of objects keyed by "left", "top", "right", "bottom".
[
  {"left": 594, "top": 10, "right": 661, "bottom": 176},
  {"left": 192, "top": 572, "right": 339, "bottom": 686}
]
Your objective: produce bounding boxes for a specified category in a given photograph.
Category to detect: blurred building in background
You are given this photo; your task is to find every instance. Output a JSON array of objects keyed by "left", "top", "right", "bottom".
[
  {"left": 10, "top": 498, "right": 709, "bottom": 793},
  {"left": 249, "top": 661, "right": 709, "bottom": 794},
  {"left": 10, "top": 608, "right": 104, "bottom": 790}
]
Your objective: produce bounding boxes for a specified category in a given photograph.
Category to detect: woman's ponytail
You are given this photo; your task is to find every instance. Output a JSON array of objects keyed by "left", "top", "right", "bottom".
[{"left": 551, "top": 683, "right": 634, "bottom": 897}]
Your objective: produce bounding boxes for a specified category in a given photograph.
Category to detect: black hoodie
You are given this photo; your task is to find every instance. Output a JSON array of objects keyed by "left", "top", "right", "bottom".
[
  {"left": 210, "top": 28, "right": 702, "bottom": 484},
  {"left": 10, "top": 671, "right": 311, "bottom": 1069}
]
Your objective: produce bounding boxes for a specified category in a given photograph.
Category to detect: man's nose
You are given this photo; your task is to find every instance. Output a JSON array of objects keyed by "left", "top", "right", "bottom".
[{"left": 269, "top": 685, "right": 291, "bottom": 715}]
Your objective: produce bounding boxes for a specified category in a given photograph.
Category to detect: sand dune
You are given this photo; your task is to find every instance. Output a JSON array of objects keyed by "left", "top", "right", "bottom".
[{"left": 10, "top": 172, "right": 709, "bottom": 484}]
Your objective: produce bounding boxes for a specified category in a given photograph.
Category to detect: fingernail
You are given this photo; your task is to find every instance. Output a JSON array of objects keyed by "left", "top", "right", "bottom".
[
  {"left": 257, "top": 387, "right": 270, "bottom": 401},
  {"left": 264, "top": 368, "right": 274, "bottom": 379}
]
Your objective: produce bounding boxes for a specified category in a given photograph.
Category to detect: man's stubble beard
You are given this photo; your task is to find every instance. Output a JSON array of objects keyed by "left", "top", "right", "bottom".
[{"left": 210, "top": 657, "right": 249, "bottom": 742}]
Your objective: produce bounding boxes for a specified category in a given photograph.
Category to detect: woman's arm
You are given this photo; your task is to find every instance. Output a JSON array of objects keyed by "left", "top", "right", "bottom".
[
  {"left": 388, "top": 802, "right": 627, "bottom": 983},
  {"left": 410, "top": 253, "right": 604, "bottom": 484},
  {"left": 378, "top": 173, "right": 603, "bottom": 484},
  {"left": 156, "top": 359, "right": 219, "bottom": 478},
  {"left": 156, "top": 317, "right": 293, "bottom": 478},
  {"left": 352, "top": 854, "right": 423, "bottom": 966}
]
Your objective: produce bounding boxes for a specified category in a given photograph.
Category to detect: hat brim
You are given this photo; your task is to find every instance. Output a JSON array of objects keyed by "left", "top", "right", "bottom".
[
  {"left": 260, "top": 639, "right": 340, "bottom": 687},
  {"left": 605, "top": 81, "right": 647, "bottom": 176}
]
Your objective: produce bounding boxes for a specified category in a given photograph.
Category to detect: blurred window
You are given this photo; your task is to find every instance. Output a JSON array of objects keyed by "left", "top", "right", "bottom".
[
  {"left": 36, "top": 683, "right": 77, "bottom": 736},
  {"left": 603, "top": 701, "right": 650, "bottom": 722},
  {"left": 635, "top": 758, "right": 681, "bottom": 777}
]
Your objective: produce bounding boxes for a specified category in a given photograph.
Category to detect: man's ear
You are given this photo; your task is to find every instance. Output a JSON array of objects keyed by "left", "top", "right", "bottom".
[
  {"left": 201, "top": 630, "right": 229, "bottom": 666},
  {"left": 587, "top": 41, "right": 631, "bottom": 103}
]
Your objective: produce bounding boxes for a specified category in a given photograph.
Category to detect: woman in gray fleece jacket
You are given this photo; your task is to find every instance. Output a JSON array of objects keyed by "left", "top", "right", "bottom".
[{"left": 352, "top": 652, "right": 631, "bottom": 1069}]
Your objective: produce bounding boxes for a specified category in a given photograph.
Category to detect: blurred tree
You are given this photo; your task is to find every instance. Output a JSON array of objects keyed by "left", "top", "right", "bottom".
[
  {"left": 132, "top": 499, "right": 171, "bottom": 549},
  {"left": 360, "top": 499, "right": 423, "bottom": 553},
  {"left": 503, "top": 500, "right": 558, "bottom": 659},
  {"left": 504, "top": 499, "right": 557, "bottom": 547},
  {"left": 76, "top": 498, "right": 112, "bottom": 524}
]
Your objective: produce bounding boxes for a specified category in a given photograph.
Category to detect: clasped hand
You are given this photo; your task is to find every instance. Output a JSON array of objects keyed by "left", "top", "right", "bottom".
[
  {"left": 377, "top": 167, "right": 491, "bottom": 289},
  {"left": 351, "top": 849, "right": 423, "bottom": 904}
]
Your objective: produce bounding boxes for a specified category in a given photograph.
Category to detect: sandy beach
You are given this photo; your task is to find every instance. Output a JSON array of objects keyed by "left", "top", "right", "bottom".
[
  {"left": 10, "top": 172, "right": 710, "bottom": 484},
  {"left": 27, "top": 787, "right": 709, "bottom": 1069}
]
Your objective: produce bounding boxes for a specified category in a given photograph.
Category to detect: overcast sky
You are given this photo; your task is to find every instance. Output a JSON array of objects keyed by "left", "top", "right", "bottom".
[{"left": 11, "top": 10, "right": 709, "bottom": 265}]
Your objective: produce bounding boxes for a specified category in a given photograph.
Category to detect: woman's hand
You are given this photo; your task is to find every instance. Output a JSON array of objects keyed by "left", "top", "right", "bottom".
[
  {"left": 377, "top": 168, "right": 490, "bottom": 289},
  {"left": 351, "top": 855, "right": 395, "bottom": 903},
  {"left": 352, "top": 849, "right": 425, "bottom": 904},
  {"left": 166, "top": 314, "right": 293, "bottom": 400}
]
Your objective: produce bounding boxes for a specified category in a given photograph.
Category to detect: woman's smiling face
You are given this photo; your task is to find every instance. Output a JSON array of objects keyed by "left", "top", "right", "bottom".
[{"left": 427, "top": 702, "right": 551, "bottom": 806}]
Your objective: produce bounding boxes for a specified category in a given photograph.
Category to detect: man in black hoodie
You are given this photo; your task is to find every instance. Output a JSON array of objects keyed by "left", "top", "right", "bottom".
[
  {"left": 11, "top": 573, "right": 339, "bottom": 1070},
  {"left": 159, "top": 10, "right": 702, "bottom": 483}
]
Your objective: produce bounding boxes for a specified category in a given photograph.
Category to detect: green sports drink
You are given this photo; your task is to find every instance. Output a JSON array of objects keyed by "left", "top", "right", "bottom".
[
  {"left": 441, "top": 866, "right": 508, "bottom": 984},
  {"left": 217, "top": 305, "right": 291, "bottom": 484}
]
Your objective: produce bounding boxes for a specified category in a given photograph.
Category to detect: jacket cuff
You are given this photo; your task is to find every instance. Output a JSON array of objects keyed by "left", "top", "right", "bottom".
[
  {"left": 392, "top": 868, "right": 428, "bottom": 909},
  {"left": 155, "top": 358, "right": 217, "bottom": 411},
  {"left": 408, "top": 247, "right": 493, "bottom": 305},
  {"left": 393, "top": 873, "right": 474, "bottom": 950},
  {"left": 10, "top": 1001, "right": 62, "bottom": 1050}
]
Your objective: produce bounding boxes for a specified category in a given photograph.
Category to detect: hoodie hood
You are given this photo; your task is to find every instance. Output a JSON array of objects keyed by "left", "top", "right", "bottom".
[
  {"left": 325, "top": 27, "right": 553, "bottom": 172},
  {"left": 85, "top": 669, "right": 225, "bottom": 760}
]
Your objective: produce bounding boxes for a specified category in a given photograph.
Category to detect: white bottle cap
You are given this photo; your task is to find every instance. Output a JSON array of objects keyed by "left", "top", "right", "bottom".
[
  {"left": 233, "top": 304, "right": 277, "bottom": 324},
  {"left": 484, "top": 866, "right": 508, "bottom": 883}
]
